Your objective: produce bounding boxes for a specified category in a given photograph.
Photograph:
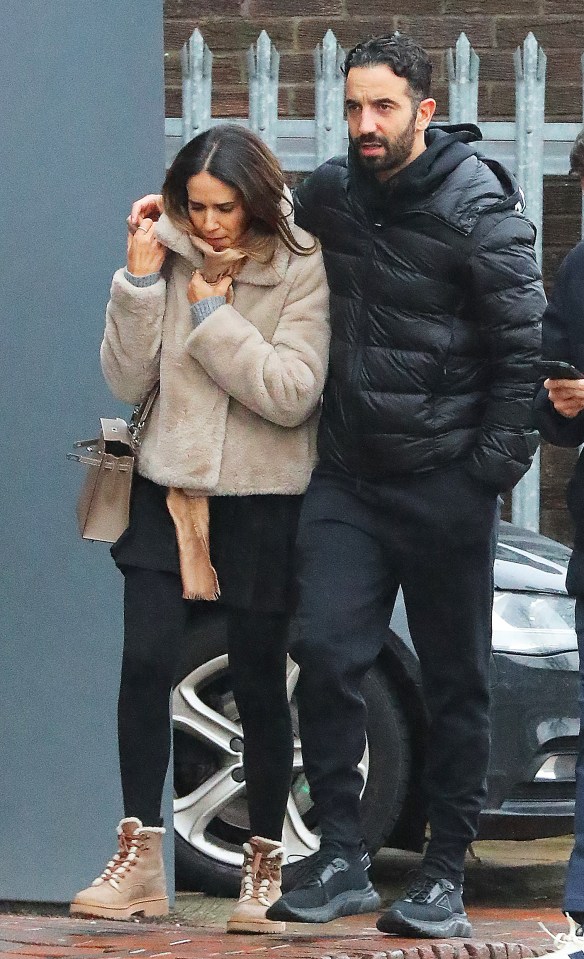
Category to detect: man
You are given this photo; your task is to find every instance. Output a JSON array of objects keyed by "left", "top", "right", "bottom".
[
  {"left": 130, "top": 32, "right": 544, "bottom": 939},
  {"left": 265, "top": 32, "right": 544, "bottom": 936},
  {"left": 533, "top": 128, "right": 584, "bottom": 951}
]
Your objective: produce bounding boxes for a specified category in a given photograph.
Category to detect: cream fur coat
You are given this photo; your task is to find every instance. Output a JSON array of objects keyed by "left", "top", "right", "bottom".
[{"left": 100, "top": 212, "right": 330, "bottom": 495}]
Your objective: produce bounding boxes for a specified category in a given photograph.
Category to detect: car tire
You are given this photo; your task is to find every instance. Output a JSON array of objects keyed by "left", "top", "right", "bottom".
[{"left": 172, "top": 611, "right": 411, "bottom": 897}]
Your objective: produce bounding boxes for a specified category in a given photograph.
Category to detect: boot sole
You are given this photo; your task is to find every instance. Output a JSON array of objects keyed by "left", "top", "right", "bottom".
[
  {"left": 267, "top": 885, "right": 381, "bottom": 924},
  {"left": 377, "top": 909, "right": 473, "bottom": 939},
  {"left": 70, "top": 897, "right": 169, "bottom": 920},
  {"left": 227, "top": 918, "right": 286, "bottom": 934}
]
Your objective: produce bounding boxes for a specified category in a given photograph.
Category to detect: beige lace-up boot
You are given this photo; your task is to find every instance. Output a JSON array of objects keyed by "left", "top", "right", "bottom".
[
  {"left": 70, "top": 817, "right": 169, "bottom": 920},
  {"left": 227, "top": 836, "right": 286, "bottom": 934}
]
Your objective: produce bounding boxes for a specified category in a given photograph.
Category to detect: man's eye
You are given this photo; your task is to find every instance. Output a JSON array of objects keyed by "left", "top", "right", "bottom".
[{"left": 346, "top": 103, "right": 360, "bottom": 113}]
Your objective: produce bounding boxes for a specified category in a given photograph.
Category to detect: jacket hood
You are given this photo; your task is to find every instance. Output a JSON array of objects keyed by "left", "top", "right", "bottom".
[{"left": 349, "top": 123, "right": 525, "bottom": 219}]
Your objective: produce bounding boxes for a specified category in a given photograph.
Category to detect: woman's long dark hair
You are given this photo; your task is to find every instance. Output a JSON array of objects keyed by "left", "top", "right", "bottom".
[{"left": 163, "top": 124, "right": 316, "bottom": 258}]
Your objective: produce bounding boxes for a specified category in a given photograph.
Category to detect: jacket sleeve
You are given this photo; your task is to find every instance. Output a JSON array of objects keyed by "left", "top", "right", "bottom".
[
  {"left": 465, "top": 213, "right": 545, "bottom": 492},
  {"left": 533, "top": 243, "right": 584, "bottom": 448},
  {"left": 100, "top": 268, "right": 166, "bottom": 404},
  {"left": 184, "top": 251, "right": 330, "bottom": 428}
]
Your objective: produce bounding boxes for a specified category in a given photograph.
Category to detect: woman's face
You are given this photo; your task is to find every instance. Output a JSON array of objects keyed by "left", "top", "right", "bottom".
[{"left": 186, "top": 170, "right": 249, "bottom": 251}]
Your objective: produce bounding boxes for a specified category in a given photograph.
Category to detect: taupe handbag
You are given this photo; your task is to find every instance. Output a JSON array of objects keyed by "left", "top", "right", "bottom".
[{"left": 67, "top": 385, "right": 159, "bottom": 543}]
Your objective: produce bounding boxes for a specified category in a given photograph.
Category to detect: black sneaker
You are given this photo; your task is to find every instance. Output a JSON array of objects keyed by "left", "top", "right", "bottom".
[
  {"left": 376, "top": 874, "right": 472, "bottom": 939},
  {"left": 281, "top": 854, "right": 318, "bottom": 894},
  {"left": 281, "top": 844, "right": 370, "bottom": 894},
  {"left": 266, "top": 842, "right": 381, "bottom": 923}
]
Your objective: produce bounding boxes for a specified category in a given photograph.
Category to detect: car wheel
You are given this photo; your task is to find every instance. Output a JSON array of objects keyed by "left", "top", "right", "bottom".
[{"left": 172, "top": 614, "right": 412, "bottom": 896}]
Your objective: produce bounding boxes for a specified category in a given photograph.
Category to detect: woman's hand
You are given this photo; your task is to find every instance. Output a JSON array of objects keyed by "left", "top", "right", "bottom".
[
  {"left": 126, "top": 218, "right": 167, "bottom": 276},
  {"left": 187, "top": 271, "right": 233, "bottom": 304},
  {"left": 545, "top": 376, "right": 584, "bottom": 418},
  {"left": 127, "top": 194, "right": 164, "bottom": 233}
]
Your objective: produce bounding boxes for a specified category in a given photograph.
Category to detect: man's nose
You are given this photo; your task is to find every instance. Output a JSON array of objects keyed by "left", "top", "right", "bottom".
[{"left": 358, "top": 107, "right": 377, "bottom": 135}]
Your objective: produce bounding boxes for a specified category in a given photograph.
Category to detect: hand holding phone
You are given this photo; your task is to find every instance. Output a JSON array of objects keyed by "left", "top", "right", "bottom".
[{"left": 542, "top": 360, "right": 584, "bottom": 419}]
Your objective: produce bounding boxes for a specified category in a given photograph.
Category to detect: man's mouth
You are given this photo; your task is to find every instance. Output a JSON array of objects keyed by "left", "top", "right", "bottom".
[{"left": 359, "top": 141, "right": 385, "bottom": 155}]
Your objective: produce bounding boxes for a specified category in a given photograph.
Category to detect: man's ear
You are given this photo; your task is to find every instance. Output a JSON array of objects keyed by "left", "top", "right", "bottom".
[{"left": 416, "top": 97, "right": 436, "bottom": 131}]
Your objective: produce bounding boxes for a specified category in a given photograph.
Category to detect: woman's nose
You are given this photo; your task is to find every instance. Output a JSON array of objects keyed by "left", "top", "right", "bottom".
[{"left": 204, "top": 210, "right": 219, "bottom": 231}]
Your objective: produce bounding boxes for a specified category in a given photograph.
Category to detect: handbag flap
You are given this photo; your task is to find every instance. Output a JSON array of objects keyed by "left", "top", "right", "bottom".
[{"left": 100, "top": 417, "right": 133, "bottom": 452}]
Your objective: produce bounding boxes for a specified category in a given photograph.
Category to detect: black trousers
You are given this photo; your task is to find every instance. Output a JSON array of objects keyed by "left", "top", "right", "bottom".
[
  {"left": 118, "top": 566, "right": 293, "bottom": 839},
  {"left": 290, "top": 466, "right": 499, "bottom": 883}
]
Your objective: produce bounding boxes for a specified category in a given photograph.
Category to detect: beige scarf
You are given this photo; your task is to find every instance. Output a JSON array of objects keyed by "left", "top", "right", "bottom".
[{"left": 166, "top": 239, "right": 247, "bottom": 601}]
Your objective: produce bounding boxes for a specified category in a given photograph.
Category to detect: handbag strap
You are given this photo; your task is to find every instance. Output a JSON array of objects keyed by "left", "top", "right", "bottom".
[{"left": 128, "top": 382, "right": 160, "bottom": 450}]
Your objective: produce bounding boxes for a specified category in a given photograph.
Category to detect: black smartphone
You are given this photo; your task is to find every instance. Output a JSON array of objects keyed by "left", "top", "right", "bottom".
[{"left": 538, "top": 359, "right": 584, "bottom": 380}]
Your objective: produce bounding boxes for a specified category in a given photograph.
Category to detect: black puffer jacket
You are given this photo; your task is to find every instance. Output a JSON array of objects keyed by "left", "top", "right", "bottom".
[
  {"left": 294, "top": 125, "right": 545, "bottom": 493},
  {"left": 533, "top": 240, "right": 584, "bottom": 594}
]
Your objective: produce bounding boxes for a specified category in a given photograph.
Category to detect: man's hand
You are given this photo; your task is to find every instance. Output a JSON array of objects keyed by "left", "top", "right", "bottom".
[
  {"left": 126, "top": 218, "right": 167, "bottom": 276},
  {"left": 545, "top": 376, "right": 584, "bottom": 418},
  {"left": 187, "top": 271, "right": 233, "bottom": 304},
  {"left": 127, "top": 194, "right": 164, "bottom": 233}
]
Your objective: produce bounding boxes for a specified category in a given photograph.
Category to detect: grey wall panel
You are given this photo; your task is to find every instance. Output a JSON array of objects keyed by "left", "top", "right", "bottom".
[{"left": 0, "top": 1, "right": 168, "bottom": 901}]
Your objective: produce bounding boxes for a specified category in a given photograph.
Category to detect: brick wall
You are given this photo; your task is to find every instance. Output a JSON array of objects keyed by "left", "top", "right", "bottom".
[
  {"left": 164, "top": 0, "right": 584, "bottom": 121},
  {"left": 164, "top": 0, "right": 584, "bottom": 545}
]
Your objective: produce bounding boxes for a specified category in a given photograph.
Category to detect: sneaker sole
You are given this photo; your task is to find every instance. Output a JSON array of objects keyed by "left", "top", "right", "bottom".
[
  {"left": 268, "top": 885, "right": 381, "bottom": 924},
  {"left": 69, "top": 897, "right": 169, "bottom": 920},
  {"left": 226, "top": 919, "right": 286, "bottom": 934},
  {"left": 377, "top": 909, "right": 472, "bottom": 939}
]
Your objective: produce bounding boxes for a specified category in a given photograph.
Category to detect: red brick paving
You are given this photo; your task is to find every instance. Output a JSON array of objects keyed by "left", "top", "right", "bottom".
[{"left": 0, "top": 907, "right": 566, "bottom": 959}]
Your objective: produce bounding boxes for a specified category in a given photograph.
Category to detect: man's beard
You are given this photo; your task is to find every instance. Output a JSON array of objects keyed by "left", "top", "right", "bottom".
[{"left": 352, "top": 113, "right": 417, "bottom": 176}]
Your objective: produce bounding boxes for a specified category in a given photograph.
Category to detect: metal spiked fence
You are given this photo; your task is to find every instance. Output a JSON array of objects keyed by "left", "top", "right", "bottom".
[{"left": 165, "top": 28, "right": 584, "bottom": 534}]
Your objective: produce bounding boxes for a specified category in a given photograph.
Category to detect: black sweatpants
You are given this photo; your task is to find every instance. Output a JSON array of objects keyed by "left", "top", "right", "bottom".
[
  {"left": 290, "top": 466, "right": 499, "bottom": 883},
  {"left": 118, "top": 566, "right": 293, "bottom": 839}
]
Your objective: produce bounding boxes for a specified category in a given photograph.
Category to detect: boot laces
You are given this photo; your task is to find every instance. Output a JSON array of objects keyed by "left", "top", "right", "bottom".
[
  {"left": 92, "top": 831, "right": 145, "bottom": 889},
  {"left": 240, "top": 843, "right": 283, "bottom": 908},
  {"left": 539, "top": 915, "right": 584, "bottom": 950}
]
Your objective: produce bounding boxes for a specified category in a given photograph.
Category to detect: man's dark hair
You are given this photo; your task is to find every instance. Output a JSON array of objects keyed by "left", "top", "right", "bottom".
[
  {"left": 342, "top": 32, "right": 432, "bottom": 104},
  {"left": 569, "top": 128, "right": 584, "bottom": 178}
]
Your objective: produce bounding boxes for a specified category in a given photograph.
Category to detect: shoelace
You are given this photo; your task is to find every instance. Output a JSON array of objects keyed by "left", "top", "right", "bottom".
[
  {"left": 240, "top": 844, "right": 284, "bottom": 908},
  {"left": 407, "top": 876, "right": 454, "bottom": 903},
  {"left": 539, "top": 915, "right": 584, "bottom": 950},
  {"left": 92, "top": 832, "right": 144, "bottom": 889}
]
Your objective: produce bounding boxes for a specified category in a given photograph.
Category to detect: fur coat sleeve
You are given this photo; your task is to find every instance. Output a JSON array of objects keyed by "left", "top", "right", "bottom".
[
  {"left": 100, "top": 269, "right": 166, "bottom": 405},
  {"left": 185, "top": 250, "right": 330, "bottom": 428}
]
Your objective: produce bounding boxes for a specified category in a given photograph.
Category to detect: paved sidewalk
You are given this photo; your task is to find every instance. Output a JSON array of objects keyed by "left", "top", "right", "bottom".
[
  {"left": 0, "top": 838, "right": 573, "bottom": 959},
  {"left": 0, "top": 906, "right": 565, "bottom": 959}
]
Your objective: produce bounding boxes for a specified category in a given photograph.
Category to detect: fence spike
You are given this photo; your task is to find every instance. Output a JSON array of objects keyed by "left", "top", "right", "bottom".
[
  {"left": 247, "top": 30, "right": 280, "bottom": 151},
  {"left": 181, "top": 28, "right": 212, "bottom": 145},
  {"left": 514, "top": 32, "right": 547, "bottom": 266},
  {"left": 512, "top": 32, "right": 547, "bottom": 532},
  {"left": 314, "top": 30, "right": 345, "bottom": 165},
  {"left": 447, "top": 32, "right": 479, "bottom": 125}
]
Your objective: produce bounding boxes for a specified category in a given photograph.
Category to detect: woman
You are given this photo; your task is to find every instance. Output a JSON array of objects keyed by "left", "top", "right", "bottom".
[{"left": 69, "top": 124, "right": 329, "bottom": 933}]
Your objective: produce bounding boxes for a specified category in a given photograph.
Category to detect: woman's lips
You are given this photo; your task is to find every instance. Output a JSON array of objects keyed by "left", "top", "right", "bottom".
[{"left": 206, "top": 236, "right": 227, "bottom": 249}]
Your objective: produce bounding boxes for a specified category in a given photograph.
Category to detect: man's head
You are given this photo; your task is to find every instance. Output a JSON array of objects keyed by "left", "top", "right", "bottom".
[
  {"left": 343, "top": 33, "right": 436, "bottom": 180},
  {"left": 569, "top": 128, "right": 584, "bottom": 190}
]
